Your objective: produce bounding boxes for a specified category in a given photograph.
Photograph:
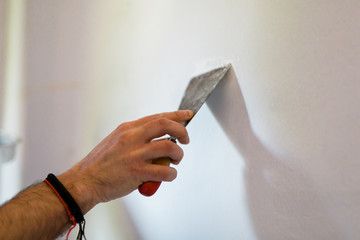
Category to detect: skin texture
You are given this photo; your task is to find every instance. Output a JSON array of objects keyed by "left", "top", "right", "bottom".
[{"left": 0, "top": 110, "right": 193, "bottom": 240}]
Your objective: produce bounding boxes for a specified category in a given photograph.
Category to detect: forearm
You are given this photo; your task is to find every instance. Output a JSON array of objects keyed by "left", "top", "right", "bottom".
[
  {"left": 0, "top": 182, "right": 71, "bottom": 240},
  {"left": 0, "top": 168, "right": 96, "bottom": 240}
]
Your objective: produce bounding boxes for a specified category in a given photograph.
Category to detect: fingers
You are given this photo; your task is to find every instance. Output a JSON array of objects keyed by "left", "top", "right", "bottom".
[
  {"left": 131, "top": 110, "right": 194, "bottom": 127},
  {"left": 116, "top": 110, "right": 192, "bottom": 144},
  {"left": 139, "top": 139, "right": 184, "bottom": 165},
  {"left": 140, "top": 164, "right": 178, "bottom": 182},
  {"left": 136, "top": 139, "right": 183, "bottom": 184},
  {"left": 141, "top": 118, "right": 190, "bottom": 144}
]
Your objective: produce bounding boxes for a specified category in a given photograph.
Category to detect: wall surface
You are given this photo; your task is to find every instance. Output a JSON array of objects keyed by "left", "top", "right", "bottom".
[{"left": 3, "top": 1, "right": 360, "bottom": 239}]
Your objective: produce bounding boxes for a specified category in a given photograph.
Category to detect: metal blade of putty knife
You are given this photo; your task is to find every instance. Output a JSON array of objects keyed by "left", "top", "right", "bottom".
[
  {"left": 138, "top": 64, "right": 232, "bottom": 196},
  {"left": 178, "top": 64, "right": 232, "bottom": 126}
]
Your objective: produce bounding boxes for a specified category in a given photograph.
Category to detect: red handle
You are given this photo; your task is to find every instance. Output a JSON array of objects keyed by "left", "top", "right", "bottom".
[{"left": 138, "top": 157, "right": 171, "bottom": 197}]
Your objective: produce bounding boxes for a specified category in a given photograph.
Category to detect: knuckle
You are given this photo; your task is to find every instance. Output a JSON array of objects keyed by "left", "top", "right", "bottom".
[
  {"left": 156, "top": 118, "right": 169, "bottom": 127},
  {"left": 116, "top": 129, "right": 138, "bottom": 147},
  {"left": 117, "top": 122, "right": 131, "bottom": 132},
  {"left": 162, "top": 141, "right": 183, "bottom": 160},
  {"left": 162, "top": 140, "right": 175, "bottom": 151},
  {"left": 157, "top": 112, "right": 165, "bottom": 119},
  {"left": 174, "top": 110, "right": 182, "bottom": 119}
]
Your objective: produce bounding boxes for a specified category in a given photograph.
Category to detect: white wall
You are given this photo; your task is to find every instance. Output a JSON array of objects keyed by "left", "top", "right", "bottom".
[{"left": 2, "top": 1, "right": 360, "bottom": 239}]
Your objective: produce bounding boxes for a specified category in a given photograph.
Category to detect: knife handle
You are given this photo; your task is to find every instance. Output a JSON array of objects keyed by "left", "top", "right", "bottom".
[{"left": 138, "top": 157, "right": 171, "bottom": 196}]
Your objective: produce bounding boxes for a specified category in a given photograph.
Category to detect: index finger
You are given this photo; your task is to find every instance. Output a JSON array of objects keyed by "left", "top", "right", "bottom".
[
  {"left": 141, "top": 118, "right": 190, "bottom": 144},
  {"left": 131, "top": 110, "right": 194, "bottom": 127}
]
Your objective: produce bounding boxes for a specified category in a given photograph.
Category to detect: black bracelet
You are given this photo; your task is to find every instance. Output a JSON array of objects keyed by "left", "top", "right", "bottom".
[
  {"left": 45, "top": 173, "right": 84, "bottom": 223},
  {"left": 44, "top": 173, "right": 86, "bottom": 239}
]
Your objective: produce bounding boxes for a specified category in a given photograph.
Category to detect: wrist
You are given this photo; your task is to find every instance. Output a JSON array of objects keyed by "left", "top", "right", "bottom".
[{"left": 57, "top": 168, "right": 97, "bottom": 214}]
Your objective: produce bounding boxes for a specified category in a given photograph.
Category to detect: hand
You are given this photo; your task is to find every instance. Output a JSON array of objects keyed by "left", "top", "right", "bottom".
[{"left": 59, "top": 110, "right": 193, "bottom": 212}]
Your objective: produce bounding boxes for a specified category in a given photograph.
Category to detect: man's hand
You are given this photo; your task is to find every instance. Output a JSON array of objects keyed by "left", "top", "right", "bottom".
[
  {"left": 59, "top": 110, "right": 194, "bottom": 213},
  {"left": 0, "top": 110, "right": 193, "bottom": 240}
]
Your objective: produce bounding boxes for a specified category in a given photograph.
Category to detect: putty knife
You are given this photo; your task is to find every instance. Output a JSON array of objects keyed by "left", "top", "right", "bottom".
[{"left": 138, "top": 64, "right": 231, "bottom": 196}]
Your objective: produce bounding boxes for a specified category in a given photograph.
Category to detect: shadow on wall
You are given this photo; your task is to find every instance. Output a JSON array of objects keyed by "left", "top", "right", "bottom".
[{"left": 207, "top": 67, "right": 342, "bottom": 240}]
